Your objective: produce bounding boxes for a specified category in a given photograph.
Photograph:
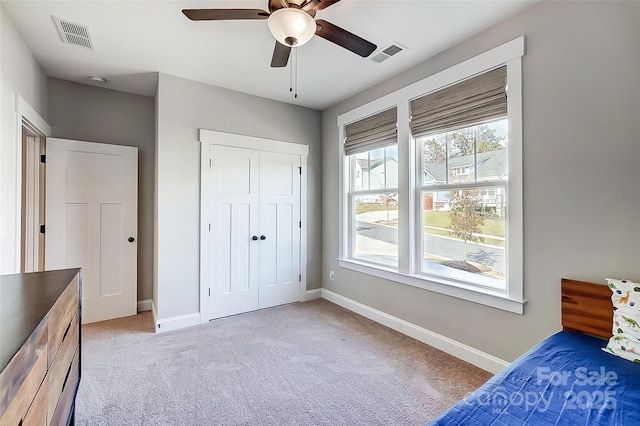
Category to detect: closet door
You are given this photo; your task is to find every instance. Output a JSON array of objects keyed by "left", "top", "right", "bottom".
[
  {"left": 208, "top": 145, "right": 260, "bottom": 318},
  {"left": 203, "top": 143, "right": 302, "bottom": 320},
  {"left": 258, "top": 151, "right": 301, "bottom": 309}
]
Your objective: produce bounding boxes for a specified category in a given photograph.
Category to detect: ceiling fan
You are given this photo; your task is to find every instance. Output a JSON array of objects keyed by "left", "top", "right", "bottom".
[{"left": 182, "top": 0, "right": 377, "bottom": 68}]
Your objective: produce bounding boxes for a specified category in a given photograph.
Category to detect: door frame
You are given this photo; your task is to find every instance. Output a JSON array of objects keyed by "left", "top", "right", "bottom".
[
  {"left": 9, "top": 96, "right": 51, "bottom": 273},
  {"left": 21, "top": 130, "right": 46, "bottom": 272},
  {"left": 199, "top": 129, "right": 309, "bottom": 324}
]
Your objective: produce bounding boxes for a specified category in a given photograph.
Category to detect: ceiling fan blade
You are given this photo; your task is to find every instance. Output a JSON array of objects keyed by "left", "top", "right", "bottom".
[
  {"left": 315, "top": 19, "right": 377, "bottom": 58},
  {"left": 271, "top": 42, "right": 291, "bottom": 68},
  {"left": 182, "top": 9, "right": 269, "bottom": 21},
  {"left": 300, "top": 0, "right": 340, "bottom": 12},
  {"left": 302, "top": 0, "right": 341, "bottom": 11}
]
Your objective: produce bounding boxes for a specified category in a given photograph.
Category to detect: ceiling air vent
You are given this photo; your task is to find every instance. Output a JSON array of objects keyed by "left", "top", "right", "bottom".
[
  {"left": 53, "top": 16, "right": 93, "bottom": 50},
  {"left": 370, "top": 43, "right": 406, "bottom": 64}
]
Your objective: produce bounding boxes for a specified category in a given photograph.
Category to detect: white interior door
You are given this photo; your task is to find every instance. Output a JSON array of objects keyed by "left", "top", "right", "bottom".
[
  {"left": 45, "top": 138, "right": 138, "bottom": 324},
  {"left": 208, "top": 145, "right": 260, "bottom": 318},
  {"left": 259, "top": 151, "right": 301, "bottom": 309},
  {"left": 203, "top": 143, "right": 302, "bottom": 320}
]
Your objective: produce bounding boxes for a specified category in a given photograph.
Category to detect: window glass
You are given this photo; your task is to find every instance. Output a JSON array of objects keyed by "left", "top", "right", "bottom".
[
  {"left": 350, "top": 146, "right": 398, "bottom": 267},
  {"left": 419, "top": 118, "right": 508, "bottom": 289},
  {"left": 421, "top": 187, "right": 506, "bottom": 288},
  {"left": 353, "top": 193, "right": 398, "bottom": 267}
]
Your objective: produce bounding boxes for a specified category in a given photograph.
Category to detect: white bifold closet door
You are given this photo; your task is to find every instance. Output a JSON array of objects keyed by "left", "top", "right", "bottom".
[{"left": 205, "top": 144, "right": 301, "bottom": 320}]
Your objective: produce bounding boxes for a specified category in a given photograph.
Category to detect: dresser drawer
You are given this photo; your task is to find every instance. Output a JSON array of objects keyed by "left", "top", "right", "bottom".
[
  {"left": 49, "top": 349, "right": 79, "bottom": 426},
  {"left": 22, "top": 377, "right": 49, "bottom": 426},
  {"left": 46, "top": 313, "right": 78, "bottom": 425},
  {"left": 0, "top": 321, "right": 47, "bottom": 425},
  {"left": 47, "top": 275, "right": 79, "bottom": 368}
]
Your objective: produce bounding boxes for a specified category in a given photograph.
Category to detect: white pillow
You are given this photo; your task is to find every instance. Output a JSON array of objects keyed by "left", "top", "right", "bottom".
[{"left": 602, "top": 278, "right": 640, "bottom": 364}]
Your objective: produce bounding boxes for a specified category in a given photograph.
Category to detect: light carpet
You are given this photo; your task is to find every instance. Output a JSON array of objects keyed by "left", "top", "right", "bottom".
[{"left": 76, "top": 299, "right": 492, "bottom": 425}]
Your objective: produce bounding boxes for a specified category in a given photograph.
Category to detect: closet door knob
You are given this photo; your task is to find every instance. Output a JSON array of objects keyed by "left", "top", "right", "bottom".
[
  {"left": 128, "top": 237, "right": 135, "bottom": 243},
  {"left": 252, "top": 236, "right": 259, "bottom": 241},
  {"left": 260, "top": 235, "right": 266, "bottom": 240}
]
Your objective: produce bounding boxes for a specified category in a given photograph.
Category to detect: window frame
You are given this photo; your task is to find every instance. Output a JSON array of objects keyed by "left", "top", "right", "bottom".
[{"left": 338, "top": 37, "right": 525, "bottom": 314}]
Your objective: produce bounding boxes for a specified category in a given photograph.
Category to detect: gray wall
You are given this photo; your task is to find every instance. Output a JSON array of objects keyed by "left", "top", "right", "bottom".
[
  {"left": 322, "top": 1, "right": 640, "bottom": 362},
  {"left": 0, "top": 7, "right": 48, "bottom": 274},
  {"left": 47, "top": 78, "right": 156, "bottom": 302},
  {"left": 155, "top": 73, "right": 322, "bottom": 320}
]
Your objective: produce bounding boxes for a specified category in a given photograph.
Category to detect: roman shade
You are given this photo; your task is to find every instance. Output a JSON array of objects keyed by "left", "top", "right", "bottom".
[
  {"left": 410, "top": 66, "right": 507, "bottom": 138},
  {"left": 344, "top": 107, "right": 397, "bottom": 156}
]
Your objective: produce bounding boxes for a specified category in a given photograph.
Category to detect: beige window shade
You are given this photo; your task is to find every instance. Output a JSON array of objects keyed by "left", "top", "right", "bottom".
[
  {"left": 410, "top": 66, "right": 507, "bottom": 138},
  {"left": 344, "top": 107, "right": 397, "bottom": 156}
]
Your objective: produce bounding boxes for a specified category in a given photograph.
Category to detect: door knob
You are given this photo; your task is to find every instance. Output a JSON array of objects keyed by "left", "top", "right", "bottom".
[
  {"left": 260, "top": 235, "right": 267, "bottom": 240},
  {"left": 128, "top": 237, "right": 135, "bottom": 243},
  {"left": 252, "top": 236, "right": 258, "bottom": 241}
]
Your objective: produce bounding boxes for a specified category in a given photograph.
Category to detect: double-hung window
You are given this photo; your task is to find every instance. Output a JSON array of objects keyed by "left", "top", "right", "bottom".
[
  {"left": 339, "top": 38, "right": 524, "bottom": 314},
  {"left": 345, "top": 107, "right": 399, "bottom": 268},
  {"left": 412, "top": 66, "right": 508, "bottom": 290}
]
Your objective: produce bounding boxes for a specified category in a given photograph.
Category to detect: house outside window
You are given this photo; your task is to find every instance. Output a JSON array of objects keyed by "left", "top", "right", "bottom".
[{"left": 338, "top": 38, "right": 524, "bottom": 314}]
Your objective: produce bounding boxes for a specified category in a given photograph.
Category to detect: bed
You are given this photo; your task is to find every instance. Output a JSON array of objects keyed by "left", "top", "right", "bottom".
[{"left": 429, "top": 278, "right": 640, "bottom": 425}]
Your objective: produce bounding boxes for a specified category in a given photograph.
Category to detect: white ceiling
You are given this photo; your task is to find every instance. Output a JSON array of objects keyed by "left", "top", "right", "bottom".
[{"left": 2, "top": 0, "right": 537, "bottom": 110}]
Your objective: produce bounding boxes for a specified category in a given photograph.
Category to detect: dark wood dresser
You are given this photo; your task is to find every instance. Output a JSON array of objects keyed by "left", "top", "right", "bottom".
[{"left": 0, "top": 268, "right": 81, "bottom": 425}]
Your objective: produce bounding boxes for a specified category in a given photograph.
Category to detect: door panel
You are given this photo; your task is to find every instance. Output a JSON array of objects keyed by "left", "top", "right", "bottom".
[
  {"left": 100, "top": 203, "right": 124, "bottom": 296},
  {"left": 208, "top": 145, "right": 260, "bottom": 319},
  {"left": 46, "top": 138, "right": 137, "bottom": 324},
  {"left": 63, "top": 203, "right": 89, "bottom": 270},
  {"left": 258, "top": 151, "right": 301, "bottom": 309}
]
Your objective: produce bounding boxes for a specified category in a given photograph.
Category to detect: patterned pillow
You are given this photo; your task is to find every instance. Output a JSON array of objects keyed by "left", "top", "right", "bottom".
[{"left": 603, "top": 278, "right": 640, "bottom": 363}]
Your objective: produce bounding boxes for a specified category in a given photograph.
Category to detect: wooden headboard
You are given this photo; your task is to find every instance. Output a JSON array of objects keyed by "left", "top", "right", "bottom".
[{"left": 561, "top": 278, "right": 613, "bottom": 339}]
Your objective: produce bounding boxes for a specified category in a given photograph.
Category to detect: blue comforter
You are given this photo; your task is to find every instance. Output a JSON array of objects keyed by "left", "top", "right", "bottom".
[{"left": 430, "top": 331, "right": 640, "bottom": 425}]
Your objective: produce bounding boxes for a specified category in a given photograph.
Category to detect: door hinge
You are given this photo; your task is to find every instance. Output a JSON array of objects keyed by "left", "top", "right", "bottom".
[
  {"left": 208, "top": 223, "right": 211, "bottom": 232},
  {"left": 209, "top": 158, "right": 212, "bottom": 167},
  {"left": 39, "top": 225, "right": 45, "bottom": 234},
  {"left": 299, "top": 274, "right": 302, "bottom": 282},
  {"left": 209, "top": 288, "right": 211, "bottom": 297},
  {"left": 40, "top": 154, "right": 46, "bottom": 163},
  {"left": 299, "top": 221, "right": 302, "bottom": 228},
  {"left": 298, "top": 167, "right": 301, "bottom": 175}
]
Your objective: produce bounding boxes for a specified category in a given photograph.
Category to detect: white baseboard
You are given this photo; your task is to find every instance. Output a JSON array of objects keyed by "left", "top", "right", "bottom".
[
  {"left": 321, "top": 289, "right": 509, "bottom": 374},
  {"left": 155, "top": 312, "right": 201, "bottom": 333},
  {"left": 304, "top": 288, "right": 322, "bottom": 301},
  {"left": 137, "top": 299, "right": 152, "bottom": 313}
]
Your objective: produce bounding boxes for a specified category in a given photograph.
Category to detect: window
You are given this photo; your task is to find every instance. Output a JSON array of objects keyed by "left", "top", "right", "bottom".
[
  {"left": 345, "top": 108, "right": 398, "bottom": 268},
  {"left": 338, "top": 38, "right": 524, "bottom": 314},
  {"left": 418, "top": 119, "right": 507, "bottom": 289}
]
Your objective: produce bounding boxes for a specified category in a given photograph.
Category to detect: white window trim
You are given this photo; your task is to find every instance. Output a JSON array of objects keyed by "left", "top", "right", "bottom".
[{"left": 338, "top": 37, "right": 525, "bottom": 314}]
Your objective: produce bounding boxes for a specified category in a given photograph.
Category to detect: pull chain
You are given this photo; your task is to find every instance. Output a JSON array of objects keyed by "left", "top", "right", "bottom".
[
  {"left": 293, "top": 47, "right": 298, "bottom": 99},
  {"left": 289, "top": 47, "right": 299, "bottom": 99}
]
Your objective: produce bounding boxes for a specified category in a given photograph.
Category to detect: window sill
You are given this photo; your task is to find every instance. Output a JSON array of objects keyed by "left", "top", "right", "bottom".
[{"left": 337, "top": 258, "right": 525, "bottom": 314}]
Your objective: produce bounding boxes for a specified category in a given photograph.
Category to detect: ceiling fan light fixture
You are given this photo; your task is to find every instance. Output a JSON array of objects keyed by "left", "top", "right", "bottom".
[{"left": 267, "top": 8, "right": 316, "bottom": 47}]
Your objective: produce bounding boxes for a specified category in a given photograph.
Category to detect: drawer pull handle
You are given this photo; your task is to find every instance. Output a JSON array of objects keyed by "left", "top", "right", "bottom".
[
  {"left": 62, "top": 361, "right": 73, "bottom": 392},
  {"left": 62, "top": 320, "right": 72, "bottom": 342}
]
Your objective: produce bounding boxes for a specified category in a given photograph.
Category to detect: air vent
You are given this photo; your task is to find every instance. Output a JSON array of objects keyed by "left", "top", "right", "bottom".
[
  {"left": 53, "top": 16, "right": 93, "bottom": 50},
  {"left": 370, "top": 43, "right": 406, "bottom": 64}
]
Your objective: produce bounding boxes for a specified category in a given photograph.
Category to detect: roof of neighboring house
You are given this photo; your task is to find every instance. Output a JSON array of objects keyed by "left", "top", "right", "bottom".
[
  {"left": 423, "top": 149, "right": 507, "bottom": 183},
  {"left": 357, "top": 157, "right": 397, "bottom": 171}
]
